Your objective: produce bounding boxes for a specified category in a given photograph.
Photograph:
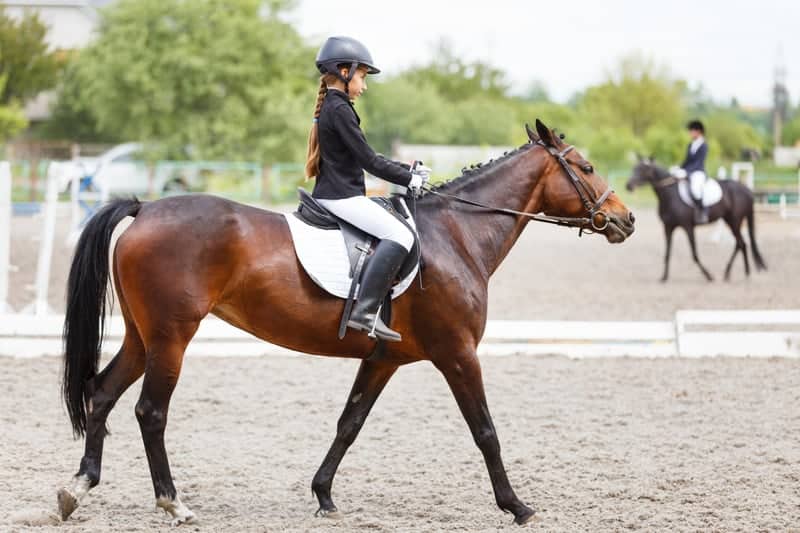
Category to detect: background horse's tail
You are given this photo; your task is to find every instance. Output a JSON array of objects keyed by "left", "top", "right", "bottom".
[
  {"left": 746, "top": 205, "right": 767, "bottom": 271},
  {"left": 63, "top": 198, "right": 141, "bottom": 437}
]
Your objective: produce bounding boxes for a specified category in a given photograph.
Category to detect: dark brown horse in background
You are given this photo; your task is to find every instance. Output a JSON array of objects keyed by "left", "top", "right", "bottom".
[
  {"left": 626, "top": 158, "right": 766, "bottom": 282},
  {"left": 58, "top": 120, "right": 634, "bottom": 526}
]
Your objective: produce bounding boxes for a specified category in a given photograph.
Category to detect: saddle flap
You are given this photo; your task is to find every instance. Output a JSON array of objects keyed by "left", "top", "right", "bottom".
[
  {"left": 291, "top": 190, "right": 421, "bottom": 287},
  {"left": 677, "top": 178, "right": 723, "bottom": 208},
  {"left": 284, "top": 213, "right": 421, "bottom": 301}
]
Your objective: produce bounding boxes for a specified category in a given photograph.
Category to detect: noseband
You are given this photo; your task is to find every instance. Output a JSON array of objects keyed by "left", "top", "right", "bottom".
[{"left": 421, "top": 140, "right": 614, "bottom": 234}]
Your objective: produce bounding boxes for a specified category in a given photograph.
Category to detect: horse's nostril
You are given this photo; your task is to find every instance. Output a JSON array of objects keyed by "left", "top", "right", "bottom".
[{"left": 629, "top": 212, "right": 636, "bottom": 224}]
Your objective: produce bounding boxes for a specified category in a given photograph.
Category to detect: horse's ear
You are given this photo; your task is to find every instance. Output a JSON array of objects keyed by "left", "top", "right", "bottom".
[
  {"left": 525, "top": 123, "right": 539, "bottom": 142},
  {"left": 535, "top": 118, "right": 555, "bottom": 146}
]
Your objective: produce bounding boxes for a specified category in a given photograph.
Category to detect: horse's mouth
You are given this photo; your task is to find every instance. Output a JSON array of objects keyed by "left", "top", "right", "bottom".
[{"left": 604, "top": 217, "right": 634, "bottom": 243}]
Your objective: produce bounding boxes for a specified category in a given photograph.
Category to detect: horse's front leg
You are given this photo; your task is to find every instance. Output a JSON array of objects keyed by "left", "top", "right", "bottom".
[
  {"left": 434, "top": 352, "right": 535, "bottom": 525},
  {"left": 685, "top": 225, "right": 713, "bottom": 281},
  {"left": 661, "top": 224, "right": 675, "bottom": 282},
  {"left": 311, "top": 358, "right": 398, "bottom": 517}
]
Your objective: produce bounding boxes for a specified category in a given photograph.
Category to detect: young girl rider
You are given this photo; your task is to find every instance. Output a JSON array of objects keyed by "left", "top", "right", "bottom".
[{"left": 305, "top": 36, "right": 430, "bottom": 342}]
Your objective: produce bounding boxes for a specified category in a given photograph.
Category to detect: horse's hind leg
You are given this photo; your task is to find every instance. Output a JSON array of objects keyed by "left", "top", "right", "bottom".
[
  {"left": 135, "top": 323, "right": 198, "bottom": 526},
  {"left": 312, "top": 359, "right": 398, "bottom": 517},
  {"left": 58, "top": 322, "right": 145, "bottom": 521},
  {"left": 434, "top": 352, "right": 535, "bottom": 525},
  {"left": 723, "top": 216, "right": 749, "bottom": 281}
]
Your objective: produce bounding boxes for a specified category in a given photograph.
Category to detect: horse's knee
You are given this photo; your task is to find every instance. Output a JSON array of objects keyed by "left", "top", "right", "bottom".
[
  {"left": 135, "top": 399, "right": 167, "bottom": 434},
  {"left": 474, "top": 427, "right": 500, "bottom": 454}
]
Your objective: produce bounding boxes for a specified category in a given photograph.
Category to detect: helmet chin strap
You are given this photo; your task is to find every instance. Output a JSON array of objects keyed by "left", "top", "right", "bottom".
[{"left": 336, "top": 61, "right": 359, "bottom": 97}]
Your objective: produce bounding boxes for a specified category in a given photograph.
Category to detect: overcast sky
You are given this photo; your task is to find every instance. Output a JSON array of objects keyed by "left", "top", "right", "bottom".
[{"left": 287, "top": 0, "right": 799, "bottom": 109}]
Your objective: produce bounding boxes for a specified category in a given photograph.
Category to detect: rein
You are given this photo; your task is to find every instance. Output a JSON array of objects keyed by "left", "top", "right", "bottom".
[
  {"left": 654, "top": 175, "right": 679, "bottom": 188},
  {"left": 420, "top": 140, "right": 613, "bottom": 235}
]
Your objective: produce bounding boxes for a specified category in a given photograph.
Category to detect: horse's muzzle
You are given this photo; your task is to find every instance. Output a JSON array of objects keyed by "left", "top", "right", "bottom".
[{"left": 604, "top": 211, "right": 635, "bottom": 243}]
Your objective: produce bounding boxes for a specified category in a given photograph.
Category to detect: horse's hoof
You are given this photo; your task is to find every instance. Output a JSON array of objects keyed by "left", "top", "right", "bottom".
[
  {"left": 156, "top": 495, "right": 195, "bottom": 527},
  {"left": 170, "top": 512, "right": 195, "bottom": 527},
  {"left": 514, "top": 508, "right": 538, "bottom": 526},
  {"left": 57, "top": 488, "right": 78, "bottom": 521},
  {"left": 315, "top": 507, "right": 342, "bottom": 519}
]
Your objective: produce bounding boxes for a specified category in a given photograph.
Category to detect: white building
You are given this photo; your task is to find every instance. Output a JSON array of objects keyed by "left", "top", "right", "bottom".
[{"left": 1, "top": 0, "right": 111, "bottom": 119}]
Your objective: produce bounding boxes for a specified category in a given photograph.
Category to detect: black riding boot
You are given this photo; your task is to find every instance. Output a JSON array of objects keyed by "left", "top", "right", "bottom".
[
  {"left": 347, "top": 239, "right": 408, "bottom": 342},
  {"left": 693, "top": 197, "right": 708, "bottom": 224}
]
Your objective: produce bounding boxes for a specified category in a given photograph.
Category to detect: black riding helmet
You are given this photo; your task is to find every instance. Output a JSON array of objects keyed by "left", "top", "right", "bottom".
[
  {"left": 316, "top": 36, "right": 380, "bottom": 88},
  {"left": 687, "top": 119, "right": 705, "bottom": 134}
]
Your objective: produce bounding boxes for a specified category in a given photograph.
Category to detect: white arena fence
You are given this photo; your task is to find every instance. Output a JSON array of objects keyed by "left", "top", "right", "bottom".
[
  {"left": 2, "top": 161, "right": 799, "bottom": 359},
  {"left": 1, "top": 311, "right": 798, "bottom": 359}
]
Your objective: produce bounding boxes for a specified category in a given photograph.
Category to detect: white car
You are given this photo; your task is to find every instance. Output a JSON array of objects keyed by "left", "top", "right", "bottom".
[{"left": 50, "top": 143, "right": 202, "bottom": 196}]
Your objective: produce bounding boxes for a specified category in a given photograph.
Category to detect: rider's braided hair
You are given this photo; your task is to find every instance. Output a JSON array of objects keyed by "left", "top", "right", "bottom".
[{"left": 305, "top": 74, "right": 337, "bottom": 179}]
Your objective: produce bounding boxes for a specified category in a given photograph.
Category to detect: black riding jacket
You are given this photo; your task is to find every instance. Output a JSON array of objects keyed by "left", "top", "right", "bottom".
[
  {"left": 312, "top": 89, "right": 412, "bottom": 200},
  {"left": 680, "top": 140, "right": 707, "bottom": 175}
]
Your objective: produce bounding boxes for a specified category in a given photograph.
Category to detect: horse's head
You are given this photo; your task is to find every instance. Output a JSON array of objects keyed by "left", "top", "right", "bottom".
[
  {"left": 626, "top": 156, "right": 669, "bottom": 191},
  {"left": 527, "top": 119, "right": 635, "bottom": 243}
]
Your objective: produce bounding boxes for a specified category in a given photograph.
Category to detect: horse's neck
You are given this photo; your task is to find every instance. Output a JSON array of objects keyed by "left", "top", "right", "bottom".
[
  {"left": 651, "top": 175, "right": 677, "bottom": 203},
  {"left": 422, "top": 156, "right": 541, "bottom": 280}
]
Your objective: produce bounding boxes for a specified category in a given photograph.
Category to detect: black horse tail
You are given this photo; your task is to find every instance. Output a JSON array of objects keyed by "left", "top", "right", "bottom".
[
  {"left": 63, "top": 198, "right": 141, "bottom": 437},
  {"left": 746, "top": 205, "right": 767, "bottom": 271}
]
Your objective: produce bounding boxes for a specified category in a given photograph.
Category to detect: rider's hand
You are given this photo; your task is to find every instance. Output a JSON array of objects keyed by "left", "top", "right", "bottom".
[
  {"left": 414, "top": 164, "right": 432, "bottom": 180},
  {"left": 409, "top": 172, "right": 425, "bottom": 191},
  {"left": 669, "top": 165, "right": 687, "bottom": 179},
  {"left": 409, "top": 161, "right": 431, "bottom": 193}
]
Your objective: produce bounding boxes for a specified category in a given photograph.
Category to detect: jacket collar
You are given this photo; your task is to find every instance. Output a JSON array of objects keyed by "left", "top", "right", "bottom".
[
  {"left": 326, "top": 88, "right": 352, "bottom": 104},
  {"left": 326, "top": 87, "right": 359, "bottom": 122}
]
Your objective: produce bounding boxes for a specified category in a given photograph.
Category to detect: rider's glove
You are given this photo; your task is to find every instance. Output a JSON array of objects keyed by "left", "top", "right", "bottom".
[
  {"left": 669, "top": 165, "right": 687, "bottom": 179},
  {"left": 409, "top": 162, "right": 431, "bottom": 193},
  {"left": 409, "top": 172, "right": 427, "bottom": 191}
]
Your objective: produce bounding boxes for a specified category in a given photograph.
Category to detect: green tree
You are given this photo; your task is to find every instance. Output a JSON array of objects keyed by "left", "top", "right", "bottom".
[
  {"left": 705, "top": 111, "right": 764, "bottom": 160},
  {"left": 360, "top": 78, "right": 458, "bottom": 154},
  {"left": 52, "top": 0, "right": 315, "bottom": 162},
  {"left": 0, "top": 7, "right": 61, "bottom": 105},
  {"left": 449, "top": 97, "right": 516, "bottom": 145},
  {"left": 403, "top": 39, "right": 510, "bottom": 102},
  {"left": 0, "top": 73, "right": 27, "bottom": 141},
  {"left": 781, "top": 112, "right": 800, "bottom": 147},
  {"left": 518, "top": 80, "right": 550, "bottom": 103},
  {"left": 579, "top": 53, "right": 685, "bottom": 137},
  {"left": 641, "top": 124, "right": 685, "bottom": 164}
]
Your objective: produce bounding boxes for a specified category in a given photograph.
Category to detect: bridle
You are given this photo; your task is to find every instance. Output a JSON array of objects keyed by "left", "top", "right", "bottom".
[{"left": 420, "top": 140, "right": 614, "bottom": 235}]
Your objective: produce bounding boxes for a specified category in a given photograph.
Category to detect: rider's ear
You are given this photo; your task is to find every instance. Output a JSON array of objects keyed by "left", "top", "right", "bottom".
[{"left": 535, "top": 119, "right": 555, "bottom": 147}]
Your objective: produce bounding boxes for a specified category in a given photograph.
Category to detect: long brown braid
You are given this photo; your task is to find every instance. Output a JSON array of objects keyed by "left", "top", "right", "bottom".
[{"left": 305, "top": 75, "right": 336, "bottom": 179}]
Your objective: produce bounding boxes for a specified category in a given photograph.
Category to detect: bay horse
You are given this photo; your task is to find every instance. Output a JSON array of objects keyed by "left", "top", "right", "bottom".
[
  {"left": 58, "top": 120, "right": 634, "bottom": 526},
  {"left": 626, "top": 158, "right": 766, "bottom": 282}
]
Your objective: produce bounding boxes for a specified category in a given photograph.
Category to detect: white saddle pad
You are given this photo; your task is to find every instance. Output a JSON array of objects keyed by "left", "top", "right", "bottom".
[
  {"left": 678, "top": 178, "right": 723, "bottom": 208},
  {"left": 283, "top": 204, "right": 419, "bottom": 300}
]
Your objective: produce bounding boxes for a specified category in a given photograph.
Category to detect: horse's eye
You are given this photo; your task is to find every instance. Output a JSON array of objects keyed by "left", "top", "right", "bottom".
[{"left": 583, "top": 165, "right": 593, "bottom": 174}]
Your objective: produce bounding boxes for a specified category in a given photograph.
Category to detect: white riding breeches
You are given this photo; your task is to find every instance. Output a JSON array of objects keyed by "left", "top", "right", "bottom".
[
  {"left": 317, "top": 196, "right": 415, "bottom": 251},
  {"left": 689, "top": 171, "right": 706, "bottom": 201}
]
